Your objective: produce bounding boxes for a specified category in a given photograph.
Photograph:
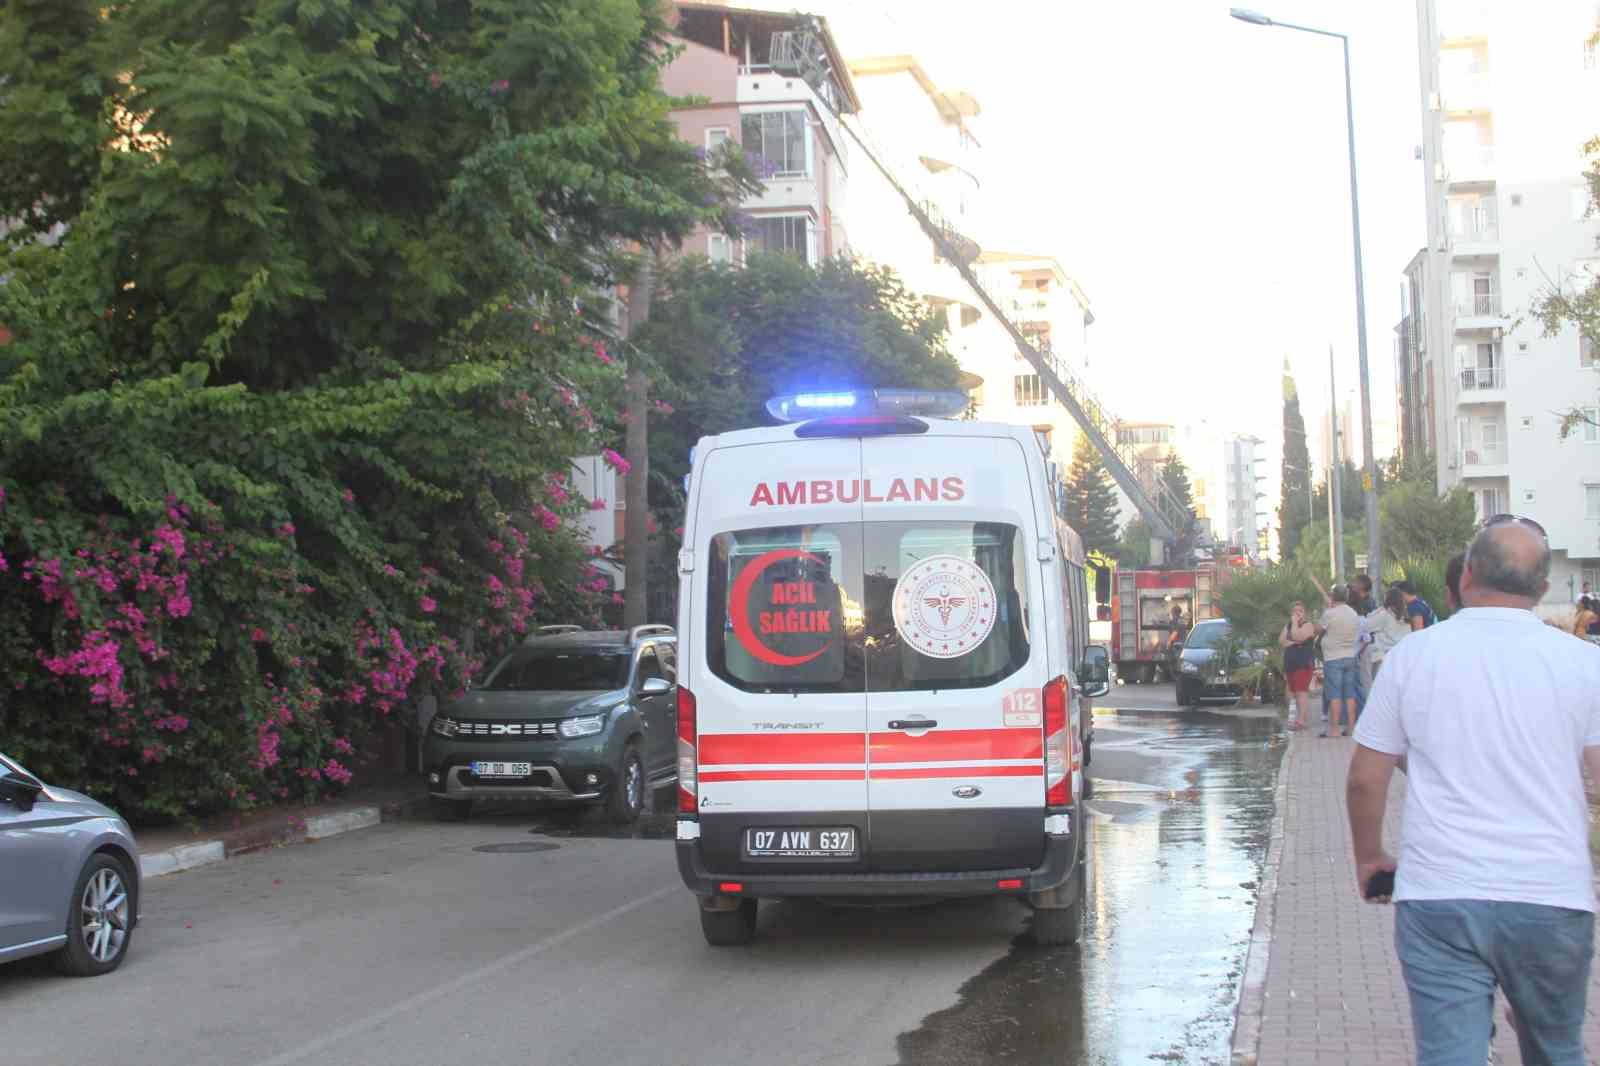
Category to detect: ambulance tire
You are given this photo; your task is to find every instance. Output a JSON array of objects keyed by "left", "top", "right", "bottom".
[
  {"left": 1029, "top": 862, "right": 1085, "bottom": 947},
  {"left": 700, "top": 898, "right": 758, "bottom": 947}
]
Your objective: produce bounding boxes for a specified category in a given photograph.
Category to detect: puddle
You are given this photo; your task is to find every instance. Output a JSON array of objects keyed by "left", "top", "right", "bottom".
[
  {"left": 473, "top": 842, "right": 561, "bottom": 854},
  {"left": 896, "top": 712, "right": 1284, "bottom": 1065}
]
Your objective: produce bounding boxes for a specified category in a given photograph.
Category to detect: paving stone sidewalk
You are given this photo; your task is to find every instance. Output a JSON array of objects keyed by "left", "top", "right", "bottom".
[{"left": 1237, "top": 733, "right": 1600, "bottom": 1065}]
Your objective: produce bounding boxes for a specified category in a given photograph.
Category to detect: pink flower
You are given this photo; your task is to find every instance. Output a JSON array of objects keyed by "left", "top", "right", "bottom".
[
  {"left": 383, "top": 564, "right": 400, "bottom": 578},
  {"left": 429, "top": 71, "right": 442, "bottom": 89},
  {"left": 276, "top": 522, "right": 296, "bottom": 538},
  {"left": 589, "top": 498, "right": 608, "bottom": 511},
  {"left": 490, "top": 78, "right": 511, "bottom": 94},
  {"left": 251, "top": 627, "right": 268, "bottom": 643},
  {"left": 419, "top": 595, "right": 437, "bottom": 614},
  {"left": 341, "top": 488, "right": 355, "bottom": 504},
  {"left": 652, "top": 399, "right": 675, "bottom": 415},
  {"left": 611, "top": 593, "right": 625, "bottom": 605},
  {"left": 601, "top": 448, "right": 631, "bottom": 475},
  {"left": 333, "top": 738, "right": 355, "bottom": 755},
  {"left": 594, "top": 343, "right": 613, "bottom": 365},
  {"left": 0, "top": 552, "right": 7, "bottom": 573},
  {"left": 0, "top": 485, "right": 6, "bottom": 507},
  {"left": 535, "top": 505, "right": 561, "bottom": 533},
  {"left": 322, "top": 759, "right": 354, "bottom": 786},
  {"left": 166, "top": 593, "right": 192, "bottom": 618}
]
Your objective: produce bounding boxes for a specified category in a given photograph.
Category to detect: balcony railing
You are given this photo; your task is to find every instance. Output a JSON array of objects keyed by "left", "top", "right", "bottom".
[
  {"left": 1453, "top": 217, "right": 1498, "bottom": 243},
  {"left": 1445, "top": 146, "right": 1496, "bottom": 181},
  {"left": 1459, "top": 365, "right": 1505, "bottom": 390},
  {"left": 1460, "top": 444, "right": 1506, "bottom": 467},
  {"left": 1455, "top": 293, "right": 1502, "bottom": 317}
]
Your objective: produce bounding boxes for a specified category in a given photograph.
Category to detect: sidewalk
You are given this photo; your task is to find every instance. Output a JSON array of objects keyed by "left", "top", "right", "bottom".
[
  {"left": 135, "top": 771, "right": 430, "bottom": 878},
  {"left": 1233, "top": 733, "right": 1600, "bottom": 1065}
]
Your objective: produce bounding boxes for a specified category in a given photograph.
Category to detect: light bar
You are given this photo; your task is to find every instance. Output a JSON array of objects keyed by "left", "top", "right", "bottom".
[{"left": 766, "top": 388, "right": 969, "bottom": 423}]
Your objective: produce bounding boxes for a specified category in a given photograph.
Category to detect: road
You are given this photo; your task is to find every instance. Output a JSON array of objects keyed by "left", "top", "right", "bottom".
[{"left": 2, "top": 699, "right": 1285, "bottom": 1066}]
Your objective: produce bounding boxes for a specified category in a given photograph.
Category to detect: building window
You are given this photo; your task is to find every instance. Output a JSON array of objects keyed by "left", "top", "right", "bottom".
[
  {"left": 707, "top": 233, "right": 732, "bottom": 264},
  {"left": 1014, "top": 374, "right": 1047, "bottom": 406},
  {"left": 740, "top": 111, "right": 807, "bottom": 178},
  {"left": 1477, "top": 487, "right": 1505, "bottom": 521},
  {"left": 1587, "top": 484, "right": 1600, "bottom": 520},
  {"left": 1583, "top": 406, "right": 1600, "bottom": 444},
  {"left": 1582, "top": 333, "right": 1598, "bottom": 368},
  {"left": 746, "top": 215, "right": 810, "bottom": 263}
]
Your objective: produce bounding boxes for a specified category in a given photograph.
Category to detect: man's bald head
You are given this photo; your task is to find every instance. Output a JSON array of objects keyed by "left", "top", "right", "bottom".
[{"left": 1464, "top": 521, "right": 1550, "bottom": 605}]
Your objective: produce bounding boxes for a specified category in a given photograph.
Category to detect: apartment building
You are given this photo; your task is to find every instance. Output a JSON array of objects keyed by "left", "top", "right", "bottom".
[
  {"left": 660, "top": 3, "right": 861, "bottom": 265},
  {"left": 1403, "top": 0, "right": 1600, "bottom": 601}
]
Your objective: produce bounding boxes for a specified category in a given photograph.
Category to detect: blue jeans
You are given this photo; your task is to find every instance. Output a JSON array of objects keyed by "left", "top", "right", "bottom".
[
  {"left": 1396, "top": 899, "right": 1595, "bottom": 1066},
  {"left": 1322, "top": 656, "right": 1359, "bottom": 703}
]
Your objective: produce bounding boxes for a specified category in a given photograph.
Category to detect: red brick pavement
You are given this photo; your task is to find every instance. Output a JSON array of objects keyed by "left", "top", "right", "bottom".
[{"left": 1236, "top": 733, "right": 1597, "bottom": 1065}]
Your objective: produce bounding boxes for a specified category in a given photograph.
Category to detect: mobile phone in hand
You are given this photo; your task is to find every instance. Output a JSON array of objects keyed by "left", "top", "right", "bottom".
[{"left": 1364, "top": 869, "right": 1396, "bottom": 899}]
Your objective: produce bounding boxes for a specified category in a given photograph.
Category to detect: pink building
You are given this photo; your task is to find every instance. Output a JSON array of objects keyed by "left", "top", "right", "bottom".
[{"left": 662, "top": 3, "right": 861, "bottom": 264}]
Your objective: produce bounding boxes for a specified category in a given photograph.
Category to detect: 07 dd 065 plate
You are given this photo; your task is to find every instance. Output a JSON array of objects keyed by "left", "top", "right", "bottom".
[
  {"left": 743, "top": 827, "right": 857, "bottom": 859},
  {"left": 471, "top": 761, "right": 532, "bottom": 778}
]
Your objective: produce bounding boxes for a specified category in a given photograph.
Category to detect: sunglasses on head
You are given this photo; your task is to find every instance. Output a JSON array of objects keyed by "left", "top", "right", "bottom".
[{"left": 1483, "top": 513, "right": 1548, "bottom": 539}]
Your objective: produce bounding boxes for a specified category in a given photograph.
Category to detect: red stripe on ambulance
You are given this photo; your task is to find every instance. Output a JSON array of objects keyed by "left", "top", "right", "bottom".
[{"left": 870, "top": 728, "right": 1043, "bottom": 763}]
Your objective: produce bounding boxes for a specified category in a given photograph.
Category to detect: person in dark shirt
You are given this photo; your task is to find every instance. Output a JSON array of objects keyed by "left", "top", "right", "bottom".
[
  {"left": 1353, "top": 573, "right": 1379, "bottom": 615},
  {"left": 1397, "top": 581, "right": 1437, "bottom": 631}
]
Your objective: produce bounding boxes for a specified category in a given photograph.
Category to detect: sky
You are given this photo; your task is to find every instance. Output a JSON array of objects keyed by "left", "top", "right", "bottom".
[{"left": 819, "top": 0, "right": 1428, "bottom": 517}]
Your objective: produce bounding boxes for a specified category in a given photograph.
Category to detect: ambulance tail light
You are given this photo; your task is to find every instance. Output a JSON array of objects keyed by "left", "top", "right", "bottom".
[
  {"left": 1044, "top": 675, "right": 1071, "bottom": 806},
  {"left": 677, "top": 685, "right": 698, "bottom": 814}
]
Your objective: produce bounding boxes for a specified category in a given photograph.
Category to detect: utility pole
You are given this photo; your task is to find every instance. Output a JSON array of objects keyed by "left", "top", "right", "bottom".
[
  {"left": 1328, "top": 345, "right": 1344, "bottom": 581},
  {"left": 622, "top": 251, "right": 657, "bottom": 628}
]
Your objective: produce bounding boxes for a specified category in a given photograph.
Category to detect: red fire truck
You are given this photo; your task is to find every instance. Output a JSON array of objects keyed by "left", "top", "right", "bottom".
[{"left": 1112, "top": 565, "right": 1224, "bottom": 685}]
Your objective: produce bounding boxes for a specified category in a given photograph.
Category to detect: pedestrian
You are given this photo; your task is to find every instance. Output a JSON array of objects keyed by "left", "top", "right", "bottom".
[
  {"left": 1444, "top": 552, "right": 1466, "bottom": 614},
  {"left": 1396, "top": 580, "right": 1438, "bottom": 631},
  {"left": 1347, "top": 516, "right": 1600, "bottom": 1066},
  {"left": 1310, "top": 576, "right": 1360, "bottom": 737},
  {"left": 1574, "top": 595, "right": 1599, "bottom": 639},
  {"left": 1352, "top": 573, "right": 1379, "bottom": 615},
  {"left": 1363, "top": 587, "right": 1410, "bottom": 680},
  {"left": 1279, "top": 600, "right": 1317, "bottom": 731}
]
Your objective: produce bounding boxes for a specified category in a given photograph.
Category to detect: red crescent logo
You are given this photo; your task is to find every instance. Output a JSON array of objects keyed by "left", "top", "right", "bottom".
[{"left": 728, "top": 548, "right": 834, "bottom": 667}]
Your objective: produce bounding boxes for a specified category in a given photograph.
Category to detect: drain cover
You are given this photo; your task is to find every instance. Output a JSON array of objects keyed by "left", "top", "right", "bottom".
[{"left": 473, "top": 842, "right": 561, "bottom": 854}]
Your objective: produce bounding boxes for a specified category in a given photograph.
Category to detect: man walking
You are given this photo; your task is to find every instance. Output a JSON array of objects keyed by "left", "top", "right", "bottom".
[
  {"left": 1347, "top": 518, "right": 1600, "bottom": 1065},
  {"left": 1397, "top": 580, "right": 1438, "bottom": 631}
]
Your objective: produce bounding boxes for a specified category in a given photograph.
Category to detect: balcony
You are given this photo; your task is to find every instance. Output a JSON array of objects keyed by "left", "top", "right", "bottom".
[
  {"left": 1444, "top": 146, "right": 1496, "bottom": 185},
  {"left": 1459, "top": 444, "right": 1507, "bottom": 475},
  {"left": 1455, "top": 292, "right": 1501, "bottom": 317},
  {"left": 1458, "top": 365, "right": 1505, "bottom": 391}
]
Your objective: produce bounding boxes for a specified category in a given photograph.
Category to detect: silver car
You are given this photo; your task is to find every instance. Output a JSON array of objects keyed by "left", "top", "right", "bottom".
[{"left": 0, "top": 752, "right": 141, "bottom": 975}]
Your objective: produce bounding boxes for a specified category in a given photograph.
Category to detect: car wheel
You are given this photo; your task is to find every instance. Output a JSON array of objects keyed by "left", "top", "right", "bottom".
[
  {"left": 55, "top": 854, "right": 134, "bottom": 977},
  {"left": 430, "top": 796, "right": 471, "bottom": 821},
  {"left": 1029, "top": 863, "right": 1085, "bottom": 947},
  {"left": 605, "top": 743, "right": 644, "bottom": 825},
  {"left": 700, "top": 898, "right": 758, "bottom": 947}
]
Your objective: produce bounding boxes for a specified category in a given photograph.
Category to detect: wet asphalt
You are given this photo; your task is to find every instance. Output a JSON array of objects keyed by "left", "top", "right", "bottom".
[{"left": 2, "top": 694, "right": 1286, "bottom": 1066}]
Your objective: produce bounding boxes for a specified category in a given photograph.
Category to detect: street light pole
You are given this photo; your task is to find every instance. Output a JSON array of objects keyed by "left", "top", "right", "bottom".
[{"left": 1231, "top": 8, "right": 1382, "bottom": 583}]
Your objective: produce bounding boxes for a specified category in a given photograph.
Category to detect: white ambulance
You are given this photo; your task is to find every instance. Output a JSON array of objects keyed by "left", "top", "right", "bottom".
[{"left": 672, "top": 389, "right": 1111, "bottom": 946}]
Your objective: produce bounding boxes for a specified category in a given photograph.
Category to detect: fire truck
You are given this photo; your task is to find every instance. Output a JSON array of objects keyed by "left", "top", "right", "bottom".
[{"left": 1111, "top": 564, "right": 1224, "bottom": 685}]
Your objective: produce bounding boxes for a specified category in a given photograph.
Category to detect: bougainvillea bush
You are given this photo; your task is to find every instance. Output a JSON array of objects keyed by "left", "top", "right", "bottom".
[{"left": 0, "top": 0, "right": 736, "bottom": 821}]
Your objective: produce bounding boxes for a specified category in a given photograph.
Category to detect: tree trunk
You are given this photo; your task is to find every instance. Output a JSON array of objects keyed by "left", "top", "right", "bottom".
[{"left": 622, "top": 252, "right": 656, "bottom": 628}]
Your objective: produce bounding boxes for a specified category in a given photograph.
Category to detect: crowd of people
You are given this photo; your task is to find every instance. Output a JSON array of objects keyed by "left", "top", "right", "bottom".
[{"left": 1276, "top": 560, "right": 1461, "bottom": 736}]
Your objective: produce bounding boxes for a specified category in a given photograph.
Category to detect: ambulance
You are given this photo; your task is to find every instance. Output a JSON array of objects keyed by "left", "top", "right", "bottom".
[{"left": 672, "top": 389, "right": 1111, "bottom": 946}]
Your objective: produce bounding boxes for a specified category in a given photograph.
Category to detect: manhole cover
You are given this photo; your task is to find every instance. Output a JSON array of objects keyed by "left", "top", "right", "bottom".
[{"left": 473, "top": 842, "right": 561, "bottom": 854}]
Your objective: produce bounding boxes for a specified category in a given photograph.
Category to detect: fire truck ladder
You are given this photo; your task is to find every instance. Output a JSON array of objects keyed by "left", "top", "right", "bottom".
[{"left": 837, "top": 115, "right": 1188, "bottom": 545}]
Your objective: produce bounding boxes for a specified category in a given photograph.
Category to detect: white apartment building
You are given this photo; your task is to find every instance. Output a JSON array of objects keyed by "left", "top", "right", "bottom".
[{"left": 1406, "top": 0, "right": 1600, "bottom": 601}]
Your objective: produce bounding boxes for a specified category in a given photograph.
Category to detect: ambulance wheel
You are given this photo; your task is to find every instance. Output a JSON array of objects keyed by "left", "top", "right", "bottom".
[
  {"left": 1029, "top": 862, "right": 1085, "bottom": 946},
  {"left": 700, "top": 898, "right": 758, "bottom": 947}
]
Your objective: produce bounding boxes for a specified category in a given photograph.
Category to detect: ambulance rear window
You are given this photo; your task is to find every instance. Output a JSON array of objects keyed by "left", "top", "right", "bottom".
[{"left": 705, "top": 522, "right": 1030, "bottom": 694}]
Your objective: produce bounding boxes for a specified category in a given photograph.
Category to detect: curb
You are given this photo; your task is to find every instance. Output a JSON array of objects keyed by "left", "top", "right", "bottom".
[
  {"left": 138, "top": 793, "right": 430, "bottom": 880},
  {"left": 1229, "top": 732, "right": 1295, "bottom": 1066}
]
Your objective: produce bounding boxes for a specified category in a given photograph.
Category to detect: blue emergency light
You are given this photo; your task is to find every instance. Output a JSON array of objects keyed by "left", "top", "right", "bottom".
[{"left": 765, "top": 388, "right": 969, "bottom": 423}]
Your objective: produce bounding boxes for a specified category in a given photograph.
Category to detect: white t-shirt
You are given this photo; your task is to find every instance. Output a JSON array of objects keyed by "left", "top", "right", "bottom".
[{"left": 1354, "top": 607, "right": 1600, "bottom": 911}]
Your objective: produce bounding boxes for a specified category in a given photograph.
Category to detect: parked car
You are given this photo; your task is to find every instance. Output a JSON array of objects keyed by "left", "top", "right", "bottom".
[
  {"left": 1173, "top": 619, "right": 1259, "bottom": 708},
  {"left": 0, "top": 752, "right": 141, "bottom": 975},
  {"left": 423, "top": 625, "right": 678, "bottom": 822}
]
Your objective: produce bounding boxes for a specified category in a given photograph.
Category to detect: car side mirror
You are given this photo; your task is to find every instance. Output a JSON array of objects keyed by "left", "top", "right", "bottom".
[
  {"left": 0, "top": 772, "right": 43, "bottom": 812},
  {"left": 1080, "top": 646, "right": 1110, "bottom": 686},
  {"left": 640, "top": 676, "right": 672, "bottom": 695}
]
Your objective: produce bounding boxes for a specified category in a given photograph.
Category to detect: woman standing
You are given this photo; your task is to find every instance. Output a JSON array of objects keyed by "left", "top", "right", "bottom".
[
  {"left": 1279, "top": 600, "right": 1318, "bottom": 731},
  {"left": 1366, "top": 587, "right": 1412, "bottom": 679},
  {"left": 1572, "top": 596, "right": 1598, "bottom": 639}
]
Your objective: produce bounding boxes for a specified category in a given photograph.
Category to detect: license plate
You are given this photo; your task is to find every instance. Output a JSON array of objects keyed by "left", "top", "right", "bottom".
[
  {"left": 471, "top": 761, "right": 533, "bottom": 778},
  {"left": 743, "top": 827, "right": 857, "bottom": 859}
]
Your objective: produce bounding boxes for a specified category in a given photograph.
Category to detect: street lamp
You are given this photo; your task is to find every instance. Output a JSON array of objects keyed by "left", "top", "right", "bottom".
[{"left": 1231, "top": 8, "right": 1382, "bottom": 584}]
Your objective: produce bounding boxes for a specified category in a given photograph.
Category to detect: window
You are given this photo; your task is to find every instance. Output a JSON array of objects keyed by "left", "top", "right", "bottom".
[
  {"left": 1582, "top": 333, "right": 1598, "bottom": 368},
  {"left": 1588, "top": 484, "right": 1600, "bottom": 520},
  {"left": 707, "top": 233, "right": 732, "bottom": 264},
  {"left": 1583, "top": 407, "right": 1600, "bottom": 444},
  {"left": 740, "top": 111, "right": 807, "bottom": 177},
  {"left": 705, "top": 522, "right": 1030, "bottom": 694},
  {"left": 705, "top": 126, "right": 730, "bottom": 154},
  {"left": 1477, "top": 487, "right": 1505, "bottom": 520},
  {"left": 480, "top": 649, "right": 629, "bottom": 691},
  {"left": 1014, "top": 373, "right": 1046, "bottom": 406},
  {"left": 746, "top": 215, "right": 809, "bottom": 262}
]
